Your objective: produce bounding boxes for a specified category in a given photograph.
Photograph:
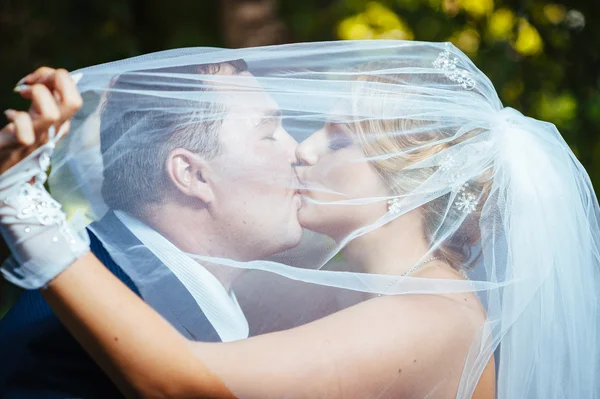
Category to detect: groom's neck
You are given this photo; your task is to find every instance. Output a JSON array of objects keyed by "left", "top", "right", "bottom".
[{"left": 137, "top": 202, "right": 243, "bottom": 291}]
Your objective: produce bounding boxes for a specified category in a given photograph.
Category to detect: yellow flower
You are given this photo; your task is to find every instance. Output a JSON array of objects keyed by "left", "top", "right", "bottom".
[
  {"left": 337, "top": 2, "right": 413, "bottom": 41},
  {"left": 365, "top": 2, "right": 402, "bottom": 30},
  {"left": 461, "top": 0, "right": 494, "bottom": 18},
  {"left": 488, "top": 8, "right": 516, "bottom": 40},
  {"left": 513, "top": 18, "right": 543, "bottom": 56},
  {"left": 338, "top": 16, "right": 374, "bottom": 40},
  {"left": 451, "top": 28, "right": 480, "bottom": 54},
  {"left": 378, "top": 29, "right": 414, "bottom": 40}
]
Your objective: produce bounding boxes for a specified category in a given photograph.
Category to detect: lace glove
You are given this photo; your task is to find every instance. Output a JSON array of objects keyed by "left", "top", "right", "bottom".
[{"left": 0, "top": 125, "right": 90, "bottom": 289}]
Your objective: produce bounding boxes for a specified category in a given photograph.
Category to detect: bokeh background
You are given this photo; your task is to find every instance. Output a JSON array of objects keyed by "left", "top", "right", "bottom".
[{"left": 0, "top": 0, "right": 598, "bottom": 315}]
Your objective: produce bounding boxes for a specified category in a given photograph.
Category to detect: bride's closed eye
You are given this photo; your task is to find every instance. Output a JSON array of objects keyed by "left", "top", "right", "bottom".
[{"left": 326, "top": 123, "right": 352, "bottom": 151}]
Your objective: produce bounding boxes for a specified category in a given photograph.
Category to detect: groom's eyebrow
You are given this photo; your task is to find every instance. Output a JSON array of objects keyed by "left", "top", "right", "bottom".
[{"left": 256, "top": 109, "right": 282, "bottom": 126}]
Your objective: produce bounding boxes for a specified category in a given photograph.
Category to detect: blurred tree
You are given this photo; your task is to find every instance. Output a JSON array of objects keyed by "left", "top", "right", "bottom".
[{"left": 221, "top": 0, "right": 289, "bottom": 47}]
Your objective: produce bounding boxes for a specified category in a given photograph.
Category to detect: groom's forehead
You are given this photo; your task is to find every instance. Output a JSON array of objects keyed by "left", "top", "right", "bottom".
[
  {"left": 215, "top": 77, "right": 280, "bottom": 122},
  {"left": 216, "top": 73, "right": 276, "bottom": 104}
]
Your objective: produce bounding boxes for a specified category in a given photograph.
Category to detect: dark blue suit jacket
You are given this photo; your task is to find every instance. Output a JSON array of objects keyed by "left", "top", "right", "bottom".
[{"left": 0, "top": 212, "right": 220, "bottom": 398}]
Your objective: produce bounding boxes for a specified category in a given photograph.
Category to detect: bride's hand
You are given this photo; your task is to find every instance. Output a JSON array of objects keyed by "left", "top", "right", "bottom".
[
  {"left": 0, "top": 67, "right": 82, "bottom": 174},
  {"left": 0, "top": 67, "right": 89, "bottom": 291}
]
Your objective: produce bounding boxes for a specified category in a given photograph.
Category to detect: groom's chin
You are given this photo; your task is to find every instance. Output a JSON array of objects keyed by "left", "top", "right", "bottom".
[
  {"left": 285, "top": 221, "right": 304, "bottom": 249},
  {"left": 274, "top": 223, "right": 304, "bottom": 256}
]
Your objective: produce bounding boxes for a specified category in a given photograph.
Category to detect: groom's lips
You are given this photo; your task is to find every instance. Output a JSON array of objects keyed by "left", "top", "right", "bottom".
[{"left": 296, "top": 185, "right": 309, "bottom": 198}]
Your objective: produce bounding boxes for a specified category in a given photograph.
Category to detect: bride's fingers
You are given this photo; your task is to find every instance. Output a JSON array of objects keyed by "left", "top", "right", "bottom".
[
  {"left": 0, "top": 112, "right": 36, "bottom": 174},
  {"left": 16, "top": 84, "right": 60, "bottom": 140},
  {"left": 0, "top": 121, "right": 17, "bottom": 147},
  {"left": 5, "top": 110, "right": 35, "bottom": 146},
  {"left": 48, "top": 69, "right": 83, "bottom": 123},
  {"left": 16, "top": 69, "right": 82, "bottom": 128},
  {"left": 15, "top": 66, "right": 56, "bottom": 88}
]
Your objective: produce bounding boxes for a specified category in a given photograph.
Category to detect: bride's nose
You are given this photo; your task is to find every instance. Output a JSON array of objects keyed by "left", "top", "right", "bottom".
[{"left": 295, "top": 128, "right": 327, "bottom": 166}]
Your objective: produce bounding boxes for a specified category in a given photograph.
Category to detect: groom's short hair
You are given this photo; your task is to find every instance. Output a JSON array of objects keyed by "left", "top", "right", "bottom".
[{"left": 99, "top": 60, "right": 248, "bottom": 216}]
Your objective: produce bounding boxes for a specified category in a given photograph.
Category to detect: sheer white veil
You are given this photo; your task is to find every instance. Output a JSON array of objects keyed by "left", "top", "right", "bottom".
[{"left": 48, "top": 40, "right": 599, "bottom": 398}]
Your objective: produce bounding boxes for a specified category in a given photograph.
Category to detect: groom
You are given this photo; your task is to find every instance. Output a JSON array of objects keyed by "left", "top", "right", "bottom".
[{"left": 0, "top": 61, "right": 303, "bottom": 398}]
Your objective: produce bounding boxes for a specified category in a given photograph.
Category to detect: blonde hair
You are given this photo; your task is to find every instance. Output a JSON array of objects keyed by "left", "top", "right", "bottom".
[{"left": 350, "top": 71, "right": 492, "bottom": 270}]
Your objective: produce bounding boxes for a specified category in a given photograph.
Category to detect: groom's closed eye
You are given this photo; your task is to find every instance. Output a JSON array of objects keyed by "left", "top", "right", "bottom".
[{"left": 257, "top": 110, "right": 283, "bottom": 140}]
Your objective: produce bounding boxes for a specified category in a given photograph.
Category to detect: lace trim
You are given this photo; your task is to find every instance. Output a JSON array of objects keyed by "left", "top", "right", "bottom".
[
  {"left": 0, "top": 125, "right": 80, "bottom": 246},
  {"left": 433, "top": 45, "right": 476, "bottom": 90}
]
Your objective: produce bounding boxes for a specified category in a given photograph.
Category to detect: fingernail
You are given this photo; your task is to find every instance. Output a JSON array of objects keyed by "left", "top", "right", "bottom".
[
  {"left": 70, "top": 72, "right": 83, "bottom": 84},
  {"left": 13, "top": 83, "right": 28, "bottom": 93},
  {"left": 4, "top": 109, "right": 16, "bottom": 119},
  {"left": 16, "top": 73, "right": 32, "bottom": 86}
]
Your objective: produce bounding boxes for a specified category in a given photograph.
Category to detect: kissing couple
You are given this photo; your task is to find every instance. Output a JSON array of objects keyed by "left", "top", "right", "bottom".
[{"left": 1, "top": 41, "right": 597, "bottom": 399}]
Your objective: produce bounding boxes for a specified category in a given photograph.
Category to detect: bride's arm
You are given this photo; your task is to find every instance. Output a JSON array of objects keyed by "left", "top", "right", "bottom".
[
  {"left": 44, "top": 252, "right": 235, "bottom": 399},
  {"left": 46, "top": 250, "right": 477, "bottom": 398}
]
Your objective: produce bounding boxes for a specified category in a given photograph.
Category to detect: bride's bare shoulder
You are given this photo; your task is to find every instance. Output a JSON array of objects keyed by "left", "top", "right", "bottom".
[
  {"left": 305, "top": 270, "right": 487, "bottom": 397},
  {"left": 334, "top": 260, "right": 481, "bottom": 319},
  {"left": 409, "top": 261, "right": 486, "bottom": 317},
  {"left": 332, "top": 270, "right": 485, "bottom": 353}
]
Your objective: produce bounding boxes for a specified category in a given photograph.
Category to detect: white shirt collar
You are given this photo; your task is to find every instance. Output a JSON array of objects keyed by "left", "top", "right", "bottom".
[{"left": 114, "top": 210, "right": 249, "bottom": 342}]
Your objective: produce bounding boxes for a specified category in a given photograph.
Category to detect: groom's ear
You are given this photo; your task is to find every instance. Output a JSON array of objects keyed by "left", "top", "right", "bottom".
[{"left": 165, "top": 148, "right": 215, "bottom": 204}]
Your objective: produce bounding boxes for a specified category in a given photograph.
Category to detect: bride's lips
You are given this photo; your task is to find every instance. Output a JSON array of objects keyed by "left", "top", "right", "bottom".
[
  {"left": 294, "top": 167, "right": 315, "bottom": 202},
  {"left": 296, "top": 178, "right": 312, "bottom": 198},
  {"left": 297, "top": 187, "right": 311, "bottom": 198}
]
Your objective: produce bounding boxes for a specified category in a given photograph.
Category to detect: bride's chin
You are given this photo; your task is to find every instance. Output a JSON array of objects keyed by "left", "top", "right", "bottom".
[
  {"left": 298, "top": 204, "right": 338, "bottom": 238},
  {"left": 297, "top": 204, "right": 320, "bottom": 232}
]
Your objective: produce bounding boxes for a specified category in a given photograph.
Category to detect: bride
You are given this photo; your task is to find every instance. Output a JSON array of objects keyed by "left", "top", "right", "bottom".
[{"left": 0, "top": 41, "right": 597, "bottom": 399}]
